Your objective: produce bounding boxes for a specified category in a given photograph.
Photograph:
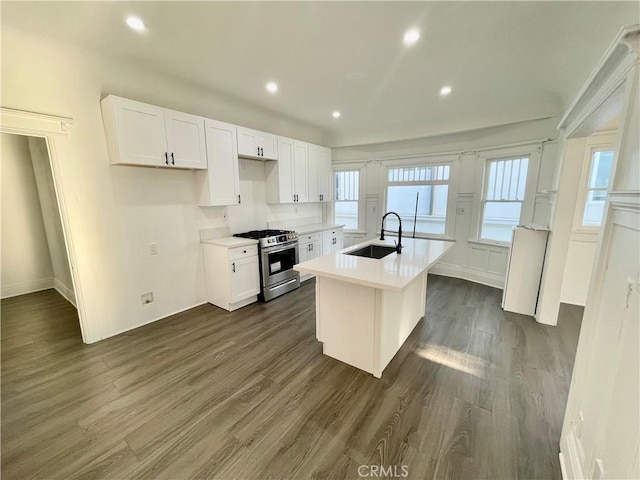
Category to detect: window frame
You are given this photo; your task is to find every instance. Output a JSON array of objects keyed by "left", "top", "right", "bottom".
[
  {"left": 478, "top": 155, "right": 531, "bottom": 244},
  {"left": 472, "top": 145, "right": 540, "bottom": 246},
  {"left": 380, "top": 156, "right": 458, "bottom": 240},
  {"left": 332, "top": 163, "right": 365, "bottom": 233},
  {"left": 574, "top": 142, "right": 615, "bottom": 233}
]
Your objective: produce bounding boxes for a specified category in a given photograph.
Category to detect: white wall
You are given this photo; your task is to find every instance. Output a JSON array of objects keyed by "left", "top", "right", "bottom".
[
  {"left": 1, "top": 133, "right": 54, "bottom": 297},
  {"left": 560, "top": 131, "right": 617, "bottom": 306},
  {"left": 27, "top": 136, "right": 75, "bottom": 304},
  {"left": 1, "top": 26, "right": 326, "bottom": 342},
  {"left": 332, "top": 117, "right": 561, "bottom": 288},
  {"left": 559, "top": 28, "right": 639, "bottom": 480}
]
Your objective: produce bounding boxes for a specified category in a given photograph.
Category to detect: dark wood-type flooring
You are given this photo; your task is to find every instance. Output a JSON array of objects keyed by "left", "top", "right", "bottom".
[{"left": 1, "top": 276, "right": 582, "bottom": 479}]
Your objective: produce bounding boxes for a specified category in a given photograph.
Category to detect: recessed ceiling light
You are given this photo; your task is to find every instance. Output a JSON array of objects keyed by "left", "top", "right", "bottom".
[
  {"left": 332, "top": 111, "right": 341, "bottom": 119},
  {"left": 126, "top": 17, "right": 145, "bottom": 31},
  {"left": 440, "top": 86, "right": 452, "bottom": 96},
  {"left": 266, "top": 82, "right": 278, "bottom": 93},
  {"left": 403, "top": 28, "right": 420, "bottom": 46}
]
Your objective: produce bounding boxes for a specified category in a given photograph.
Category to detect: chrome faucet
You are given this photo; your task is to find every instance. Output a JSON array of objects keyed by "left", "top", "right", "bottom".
[{"left": 380, "top": 211, "right": 403, "bottom": 253}]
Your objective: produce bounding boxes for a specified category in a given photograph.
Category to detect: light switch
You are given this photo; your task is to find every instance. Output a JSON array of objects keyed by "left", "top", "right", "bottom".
[{"left": 149, "top": 243, "right": 158, "bottom": 255}]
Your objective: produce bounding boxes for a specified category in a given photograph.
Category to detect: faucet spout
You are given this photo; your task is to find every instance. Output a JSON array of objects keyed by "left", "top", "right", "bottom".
[{"left": 380, "top": 211, "right": 403, "bottom": 254}]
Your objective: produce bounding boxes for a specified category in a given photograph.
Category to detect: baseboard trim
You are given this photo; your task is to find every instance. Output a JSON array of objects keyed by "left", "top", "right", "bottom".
[
  {"left": 430, "top": 262, "right": 505, "bottom": 290},
  {"left": 560, "top": 432, "right": 586, "bottom": 480},
  {"left": 53, "top": 278, "right": 76, "bottom": 307},
  {"left": 94, "top": 301, "right": 209, "bottom": 344},
  {"left": 1, "top": 277, "right": 54, "bottom": 299}
]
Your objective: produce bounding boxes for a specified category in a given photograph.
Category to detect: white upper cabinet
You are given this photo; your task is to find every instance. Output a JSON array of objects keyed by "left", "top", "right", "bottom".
[
  {"left": 265, "top": 138, "right": 331, "bottom": 204},
  {"left": 197, "top": 119, "right": 241, "bottom": 206},
  {"left": 101, "top": 95, "right": 207, "bottom": 170},
  {"left": 266, "top": 137, "right": 294, "bottom": 203},
  {"left": 237, "top": 126, "right": 278, "bottom": 160},
  {"left": 309, "top": 144, "right": 331, "bottom": 202},
  {"left": 164, "top": 110, "right": 207, "bottom": 169},
  {"left": 293, "top": 141, "right": 309, "bottom": 202}
]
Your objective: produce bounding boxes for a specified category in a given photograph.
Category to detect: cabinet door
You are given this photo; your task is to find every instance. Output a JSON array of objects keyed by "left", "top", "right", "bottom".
[
  {"left": 298, "top": 242, "right": 311, "bottom": 263},
  {"left": 293, "top": 141, "right": 309, "bottom": 202},
  {"left": 309, "top": 240, "right": 323, "bottom": 260},
  {"left": 201, "top": 119, "right": 240, "bottom": 206},
  {"left": 237, "top": 127, "right": 259, "bottom": 158},
  {"left": 165, "top": 110, "right": 207, "bottom": 169},
  {"left": 256, "top": 132, "right": 278, "bottom": 160},
  {"left": 230, "top": 256, "right": 260, "bottom": 303},
  {"left": 332, "top": 232, "right": 343, "bottom": 252},
  {"left": 308, "top": 145, "right": 321, "bottom": 202},
  {"left": 318, "top": 147, "right": 331, "bottom": 202},
  {"left": 104, "top": 96, "right": 167, "bottom": 167},
  {"left": 276, "top": 137, "right": 295, "bottom": 203}
]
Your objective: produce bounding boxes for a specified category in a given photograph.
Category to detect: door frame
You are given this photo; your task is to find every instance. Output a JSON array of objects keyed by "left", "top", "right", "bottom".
[{"left": 1, "top": 107, "right": 89, "bottom": 343}]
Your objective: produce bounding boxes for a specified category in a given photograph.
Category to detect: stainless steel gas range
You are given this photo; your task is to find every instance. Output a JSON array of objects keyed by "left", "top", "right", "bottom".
[{"left": 233, "top": 229, "right": 300, "bottom": 302}]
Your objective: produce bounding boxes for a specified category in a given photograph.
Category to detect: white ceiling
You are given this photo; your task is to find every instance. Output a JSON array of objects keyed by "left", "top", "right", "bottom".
[{"left": 2, "top": 1, "right": 637, "bottom": 146}]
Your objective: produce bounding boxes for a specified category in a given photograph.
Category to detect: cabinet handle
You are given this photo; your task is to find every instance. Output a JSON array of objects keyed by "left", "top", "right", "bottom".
[
  {"left": 310, "top": 243, "right": 314, "bottom": 251},
  {"left": 165, "top": 152, "right": 169, "bottom": 165},
  {"left": 171, "top": 152, "right": 175, "bottom": 165},
  {"left": 238, "top": 194, "right": 241, "bottom": 204},
  {"left": 257, "top": 146, "right": 260, "bottom": 156},
  {"left": 243, "top": 250, "right": 247, "bottom": 253},
  {"left": 260, "top": 147, "right": 263, "bottom": 156},
  {"left": 232, "top": 262, "right": 236, "bottom": 273}
]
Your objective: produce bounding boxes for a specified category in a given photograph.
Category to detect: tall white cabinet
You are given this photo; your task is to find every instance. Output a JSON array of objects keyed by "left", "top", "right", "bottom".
[{"left": 196, "top": 119, "right": 241, "bottom": 206}]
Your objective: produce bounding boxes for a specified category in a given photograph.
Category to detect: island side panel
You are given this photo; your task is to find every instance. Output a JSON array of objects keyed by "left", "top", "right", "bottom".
[
  {"left": 316, "top": 276, "right": 376, "bottom": 374},
  {"left": 374, "top": 271, "right": 428, "bottom": 376}
]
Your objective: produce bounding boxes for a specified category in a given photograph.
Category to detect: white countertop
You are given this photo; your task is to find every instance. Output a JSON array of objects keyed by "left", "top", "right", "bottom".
[
  {"left": 295, "top": 237, "right": 454, "bottom": 292},
  {"left": 201, "top": 236, "right": 259, "bottom": 248},
  {"left": 295, "top": 224, "right": 345, "bottom": 235}
]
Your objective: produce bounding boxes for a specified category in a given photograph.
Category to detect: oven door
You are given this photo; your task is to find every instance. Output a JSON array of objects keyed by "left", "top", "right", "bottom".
[{"left": 261, "top": 240, "right": 299, "bottom": 287}]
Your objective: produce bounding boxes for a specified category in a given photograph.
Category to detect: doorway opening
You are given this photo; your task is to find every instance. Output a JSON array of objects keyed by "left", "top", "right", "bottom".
[{"left": 1, "top": 132, "right": 81, "bottom": 342}]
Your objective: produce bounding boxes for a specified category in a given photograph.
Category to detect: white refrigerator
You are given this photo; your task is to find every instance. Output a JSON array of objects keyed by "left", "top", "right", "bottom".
[{"left": 502, "top": 226, "right": 550, "bottom": 316}]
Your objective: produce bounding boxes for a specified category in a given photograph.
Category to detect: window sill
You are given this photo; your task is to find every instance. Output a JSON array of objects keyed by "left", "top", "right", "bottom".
[{"left": 343, "top": 230, "right": 367, "bottom": 235}]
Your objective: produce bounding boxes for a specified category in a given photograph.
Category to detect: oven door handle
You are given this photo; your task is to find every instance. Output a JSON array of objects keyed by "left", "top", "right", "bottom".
[
  {"left": 267, "top": 277, "right": 299, "bottom": 291},
  {"left": 262, "top": 241, "right": 299, "bottom": 253}
]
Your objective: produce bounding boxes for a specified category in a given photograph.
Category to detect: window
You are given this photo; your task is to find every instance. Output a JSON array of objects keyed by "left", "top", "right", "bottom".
[
  {"left": 385, "top": 165, "right": 450, "bottom": 236},
  {"left": 480, "top": 157, "right": 529, "bottom": 243},
  {"left": 334, "top": 170, "right": 359, "bottom": 230},
  {"left": 581, "top": 149, "right": 614, "bottom": 227}
]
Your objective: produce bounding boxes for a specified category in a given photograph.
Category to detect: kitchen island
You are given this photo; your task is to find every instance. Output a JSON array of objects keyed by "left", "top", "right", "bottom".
[{"left": 295, "top": 237, "right": 454, "bottom": 377}]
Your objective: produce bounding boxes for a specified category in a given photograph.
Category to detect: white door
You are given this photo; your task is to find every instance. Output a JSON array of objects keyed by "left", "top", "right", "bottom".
[
  {"left": 298, "top": 242, "right": 311, "bottom": 263},
  {"left": 203, "top": 119, "right": 240, "bottom": 206},
  {"left": 109, "top": 97, "right": 167, "bottom": 167},
  {"left": 164, "top": 110, "right": 207, "bottom": 169},
  {"left": 293, "top": 141, "right": 309, "bottom": 202},
  {"left": 277, "top": 137, "right": 295, "bottom": 203},
  {"left": 333, "top": 233, "right": 343, "bottom": 252},
  {"left": 230, "top": 256, "right": 260, "bottom": 303},
  {"left": 308, "top": 145, "right": 321, "bottom": 202}
]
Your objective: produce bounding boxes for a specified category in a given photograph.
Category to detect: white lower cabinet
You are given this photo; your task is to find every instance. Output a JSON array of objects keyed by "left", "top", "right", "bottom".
[
  {"left": 203, "top": 242, "right": 260, "bottom": 311},
  {"left": 298, "top": 232, "right": 323, "bottom": 281},
  {"left": 322, "top": 228, "right": 343, "bottom": 254}
]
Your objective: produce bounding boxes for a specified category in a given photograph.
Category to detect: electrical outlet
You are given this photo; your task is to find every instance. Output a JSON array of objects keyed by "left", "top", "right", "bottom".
[
  {"left": 141, "top": 292, "right": 154, "bottom": 305},
  {"left": 294, "top": 207, "right": 299, "bottom": 215},
  {"left": 456, "top": 206, "right": 467, "bottom": 215},
  {"left": 149, "top": 243, "right": 158, "bottom": 255}
]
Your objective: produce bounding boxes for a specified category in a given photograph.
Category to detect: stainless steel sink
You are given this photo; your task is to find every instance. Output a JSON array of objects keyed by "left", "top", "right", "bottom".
[{"left": 344, "top": 244, "right": 397, "bottom": 259}]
